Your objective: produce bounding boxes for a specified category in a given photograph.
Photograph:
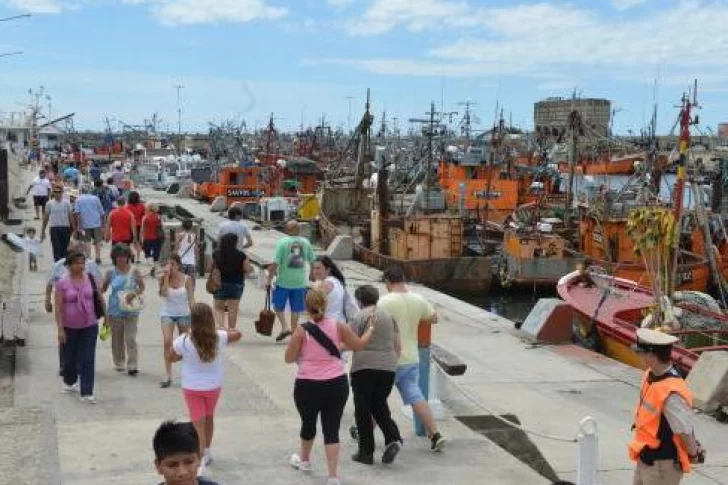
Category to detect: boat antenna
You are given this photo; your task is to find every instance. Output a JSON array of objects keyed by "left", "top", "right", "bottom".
[
  {"left": 408, "top": 102, "right": 442, "bottom": 214},
  {"left": 668, "top": 80, "right": 699, "bottom": 295}
]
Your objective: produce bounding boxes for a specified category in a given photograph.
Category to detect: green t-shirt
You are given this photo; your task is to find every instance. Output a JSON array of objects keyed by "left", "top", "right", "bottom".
[
  {"left": 377, "top": 291, "right": 435, "bottom": 366},
  {"left": 274, "top": 235, "right": 316, "bottom": 289}
]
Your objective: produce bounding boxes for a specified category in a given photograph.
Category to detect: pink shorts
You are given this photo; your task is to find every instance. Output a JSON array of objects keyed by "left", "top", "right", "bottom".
[{"left": 183, "top": 388, "right": 221, "bottom": 422}]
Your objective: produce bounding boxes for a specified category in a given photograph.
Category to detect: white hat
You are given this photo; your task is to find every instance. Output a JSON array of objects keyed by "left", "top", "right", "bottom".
[{"left": 635, "top": 328, "right": 679, "bottom": 348}]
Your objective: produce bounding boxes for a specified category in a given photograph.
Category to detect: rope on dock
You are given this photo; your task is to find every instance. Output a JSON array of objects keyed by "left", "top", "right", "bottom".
[
  {"left": 439, "top": 366, "right": 727, "bottom": 483},
  {"left": 440, "top": 368, "right": 578, "bottom": 444}
]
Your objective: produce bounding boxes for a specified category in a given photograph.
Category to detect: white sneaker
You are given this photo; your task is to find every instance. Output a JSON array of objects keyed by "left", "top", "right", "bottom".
[
  {"left": 61, "top": 382, "right": 79, "bottom": 393},
  {"left": 80, "top": 395, "right": 96, "bottom": 404},
  {"left": 326, "top": 478, "right": 342, "bottom": 485},
  {"left": 202, "top": 450, "right": 213, "bottom": 467},
  {"left": 289, "top": 453, "right": 311, "bottom": 472}
]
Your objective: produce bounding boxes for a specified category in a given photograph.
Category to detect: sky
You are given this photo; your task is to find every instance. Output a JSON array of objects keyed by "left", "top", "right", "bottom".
[{"left": 1, "top": 0, "right": 728, "bottom": 136}]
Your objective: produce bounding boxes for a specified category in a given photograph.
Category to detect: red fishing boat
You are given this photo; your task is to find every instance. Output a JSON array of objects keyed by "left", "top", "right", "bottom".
[
  {"left": 557, "top": 268, "right": 728, "bottom": 375},
  {"left": 558, "top": 85, "right": 728, "bottom": 375}
]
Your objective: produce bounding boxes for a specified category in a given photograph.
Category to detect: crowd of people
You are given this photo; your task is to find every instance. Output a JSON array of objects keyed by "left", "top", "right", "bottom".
[
  {"left": 32, "top": 162, "right": 450, "bottom": 485},
  {"left": 25, "top": 158, "right": 703, "bottom": 485}
]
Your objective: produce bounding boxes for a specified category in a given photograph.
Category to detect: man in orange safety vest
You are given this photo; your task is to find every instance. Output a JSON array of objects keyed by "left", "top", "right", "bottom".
[{"left": 629, "top": 328, "right": 705, "bottom": 485}]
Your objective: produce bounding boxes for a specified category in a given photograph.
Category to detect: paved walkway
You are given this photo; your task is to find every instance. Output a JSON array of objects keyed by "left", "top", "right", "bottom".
[
  {"left": 9, "top": 193, "right": 545, "bottom": 484},
  {"left": 3, "top": 186, "right": 726, "bottom": 485}
]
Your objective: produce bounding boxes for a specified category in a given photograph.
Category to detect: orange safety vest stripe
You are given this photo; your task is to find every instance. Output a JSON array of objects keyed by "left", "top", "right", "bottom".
[{"left": 628, "top": 370, "right": 693, "bottom": 472}]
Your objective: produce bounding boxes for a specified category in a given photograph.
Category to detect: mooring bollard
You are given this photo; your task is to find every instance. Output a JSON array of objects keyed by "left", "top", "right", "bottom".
[
  {"left": 576, "top": 416, "right": 598, "bottom": 485},
  {"left": 414, "top": 319, "right": 431, "bottom": 437}
]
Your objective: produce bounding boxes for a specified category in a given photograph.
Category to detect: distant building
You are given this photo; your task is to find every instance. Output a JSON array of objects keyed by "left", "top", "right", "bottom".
[
  {"left": 534, "top": 97, "right": 611, "bottom": 140},
  {"left": 718, "top": 123, "right": 728, "bottom": 138}
]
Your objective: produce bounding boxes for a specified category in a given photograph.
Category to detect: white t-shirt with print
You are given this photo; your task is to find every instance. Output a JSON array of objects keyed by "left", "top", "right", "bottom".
[
  {"left": 173, "top": 330, "right": 228, "bottom": 391},
  {"left": 30, "top": 177, "right": 52, "bottom": 197}
]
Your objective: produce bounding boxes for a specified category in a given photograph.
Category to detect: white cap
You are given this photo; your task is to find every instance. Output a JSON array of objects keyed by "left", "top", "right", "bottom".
[{"left": 636, "top": 328, "right": 679, "bottom": 347}]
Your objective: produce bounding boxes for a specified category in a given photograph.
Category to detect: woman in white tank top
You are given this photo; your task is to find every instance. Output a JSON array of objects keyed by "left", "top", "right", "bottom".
[
  {"left": 312, "top": 255, "right": 353, "bottom": 323},
  {"left": 175, "top": 219, "right": 198, "bottom": 282},
  {"left": 159, "top": 254, "right": 194, "bottom": 388}
]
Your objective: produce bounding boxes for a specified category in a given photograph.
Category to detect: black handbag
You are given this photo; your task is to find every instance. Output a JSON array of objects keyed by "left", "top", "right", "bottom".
[{"left": 88, "top": 274, "right": 105, "bottom": 320}]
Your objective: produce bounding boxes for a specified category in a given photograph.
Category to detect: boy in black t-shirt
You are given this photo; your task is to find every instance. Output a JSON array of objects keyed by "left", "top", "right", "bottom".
[{"left": 153, "top": 421, "right": 220, "bottom": 485}]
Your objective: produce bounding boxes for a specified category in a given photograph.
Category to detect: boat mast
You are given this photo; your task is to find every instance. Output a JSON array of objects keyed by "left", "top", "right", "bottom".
[
  {"left": 354, "top": 89, "right": 373, "bottom": 196},
  {"left": 484, "top": 109, "right": 504, "bottom": 224},
  {"left": 565, "top": 109, "right": 581, "bottom": 231},
  {"left": 669, "top": 80, "right": 698, "bottom": 295}
]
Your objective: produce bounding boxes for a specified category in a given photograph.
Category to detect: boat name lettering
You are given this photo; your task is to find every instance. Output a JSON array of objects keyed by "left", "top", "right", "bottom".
[
  {"left": 227, "top": 188, "right": 265, "bottom": 198},
  {"left": 677, "top": 270, "right": 693, "bottom": 283},
  {"left": 473, "top": 190, "right": 502, "bottom": 199}
]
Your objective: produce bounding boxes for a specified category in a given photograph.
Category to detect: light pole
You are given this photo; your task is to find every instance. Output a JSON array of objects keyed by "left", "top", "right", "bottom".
[
  {"left": 346, "top": 96, "right": 353, "bottom": 133},
  {"left": 173, "top": 84, "right": 184, "bottom": 155}
]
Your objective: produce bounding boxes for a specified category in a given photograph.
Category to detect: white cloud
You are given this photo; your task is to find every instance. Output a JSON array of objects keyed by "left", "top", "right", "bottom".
[
  {"left": 126, "top": 0, "right": 287, "bottom": 26},
  {"left": 4, "top": 0, "right": 64, "bottom": 14},
  {"left": 328, "top": 0, "right": 354, "bottom": 7},
  {"left": 346, "top": 0, "right": 482, "bottom": 35},
  {"left": 335, "top": 1, "right": 728, "bottom": 88},
  {"left": 611, "top": 0, "right": 650, "bottom": 9},
  {"left": 311, "top": 58, "right": 508, "bottom": 77}
]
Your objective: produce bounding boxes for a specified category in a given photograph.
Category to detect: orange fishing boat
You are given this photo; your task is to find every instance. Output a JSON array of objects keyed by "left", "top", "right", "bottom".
[
  {"left": 498, "top": 199, "right": 582, "bottom": 287},
  {"left": 194, "top": 160, "right": 318, "bottom": 207},
  {"left": 578, "top": 214, "right": 711, "bottom": 292},
  {"left": 558, "top": 153, "right": 641, "bottom": 175}
]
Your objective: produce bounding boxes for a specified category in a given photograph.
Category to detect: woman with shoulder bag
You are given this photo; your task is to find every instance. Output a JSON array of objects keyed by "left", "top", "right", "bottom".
[
  {"left": 284, "top": 288, "right": 375, "bottom": 485},
  {"left": 55, "top": 251, "right": 107, "bottom": 403},
  {"left": 102, "top": 243, "right": 145, "bottom": 376},
  {"left": 312, "top": 256, "right": 358, "bottom": 324},
  {"left": 210, "top": 233, "right": 253, "bottom": 329}
]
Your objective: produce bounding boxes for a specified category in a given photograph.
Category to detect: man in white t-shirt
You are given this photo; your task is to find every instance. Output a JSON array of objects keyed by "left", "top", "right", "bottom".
[
  {"left": 217, "top": 206, "right": 253, "bottom": 252},
  {"left": 26, "top": 169, "right": 53, "bottom": 220}
]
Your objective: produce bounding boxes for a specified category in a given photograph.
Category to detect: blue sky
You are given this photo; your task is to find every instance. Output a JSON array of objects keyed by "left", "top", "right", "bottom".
[{"left": 1, "top": 0, "right": 728, "bottom": 135}]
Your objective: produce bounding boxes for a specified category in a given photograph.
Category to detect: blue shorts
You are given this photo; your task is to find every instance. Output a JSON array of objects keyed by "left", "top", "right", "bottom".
[
  {"left": 272, "top": 286, "right": 307, "bottom": 313},
  {"left": 214, "top": 282, "right": 245, "bottom": 300},
  {"left": 395, "top": 363, "right": 425, "bottom": 406},
  {"left": 161, "top": 315, "right": 191, "bottom": 325}
]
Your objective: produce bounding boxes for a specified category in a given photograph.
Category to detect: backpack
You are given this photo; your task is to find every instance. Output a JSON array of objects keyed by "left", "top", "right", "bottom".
[{"left": 95, "top": 187, "right": 113, "bottom": 212}]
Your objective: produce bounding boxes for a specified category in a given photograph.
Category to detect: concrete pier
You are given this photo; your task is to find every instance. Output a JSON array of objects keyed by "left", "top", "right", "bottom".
[{"left": 0, "top": 187, "right": 726, "bottom": 484}]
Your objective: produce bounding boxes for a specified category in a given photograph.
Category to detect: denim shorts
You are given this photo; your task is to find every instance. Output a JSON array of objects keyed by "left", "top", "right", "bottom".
[
  {"left": 395, "top": 363, "right": 425, "bottom": 406},
  {"left": 161, "top": 315, "right": 191, "bottom": 325},
  {"left": 181, "top": 264, "right": 197, "bottom": 278},
  {"left": 272, "top": 286, "right": 307, "bottom": 313},
  {"left": 214, "top": 281, "right": 245, "bottom": 300}
]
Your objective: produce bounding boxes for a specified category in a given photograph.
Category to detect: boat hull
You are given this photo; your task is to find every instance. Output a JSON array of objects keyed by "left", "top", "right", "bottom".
[
  {"left": 580, "top": 255, "right": 711, "bottom": 292},
  {"left": 319, "top": 208, "right": 492, "bottom": 294},
  {"left": 355, "top": 244, "right": 493, "bottom": 294},
  {"left": 557, "top": 270, "right": 728, "bottom": 375}
]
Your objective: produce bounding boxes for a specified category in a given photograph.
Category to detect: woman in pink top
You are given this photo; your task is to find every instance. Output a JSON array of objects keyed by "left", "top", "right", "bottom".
[
  {"left": 285, "top": 287, "right": 374, "bottom": 485},
  {"left": 55, "top": 251, "right": 106, "bottom": 403}
]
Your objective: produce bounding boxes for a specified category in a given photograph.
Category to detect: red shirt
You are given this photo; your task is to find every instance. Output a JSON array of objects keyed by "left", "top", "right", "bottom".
[
  {"left": 127, "top": 203, "right": 145, "bottom": 228},
  {"left": 142, "top": 212, "right": 161, "bottom": 241},
  {"left": 108, "top": 207, "right": 135, "bottom": 243}
]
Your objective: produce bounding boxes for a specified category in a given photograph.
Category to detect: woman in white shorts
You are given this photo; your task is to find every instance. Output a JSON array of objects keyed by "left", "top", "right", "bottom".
[{"left": 159, "top": 254, "right": 194, "bottom": 388}]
